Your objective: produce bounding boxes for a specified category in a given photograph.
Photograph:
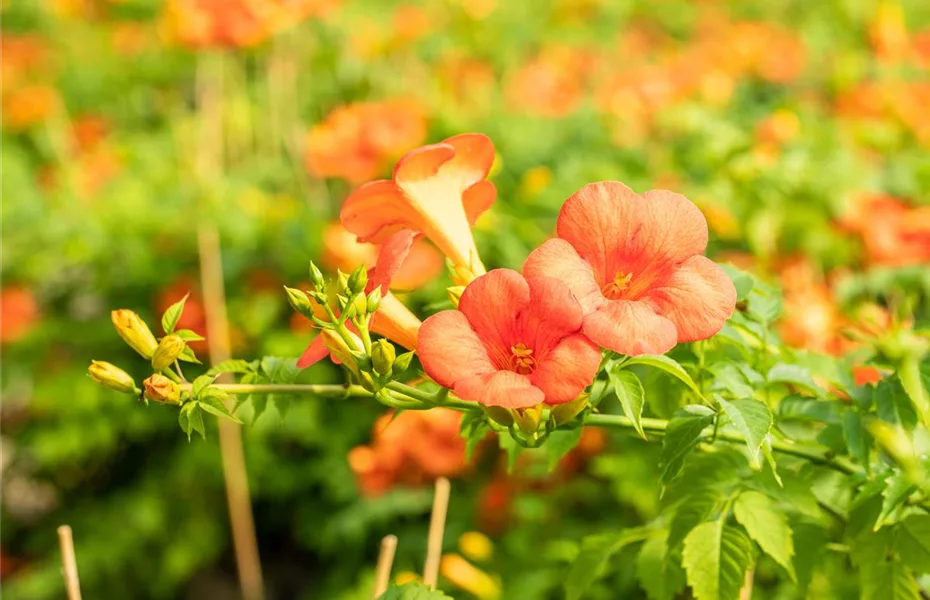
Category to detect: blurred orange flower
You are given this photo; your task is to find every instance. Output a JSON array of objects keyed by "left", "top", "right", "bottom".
[
  {"left": 0, "top": 287, "right": 40, "bottom": 345},
  {"left": 347, "top": 408, "right": 467, "bottom": 497},
  {"left": 305, "top": 100, "right": 428, "bottom": 183},
  {"left": 839, "top": 194, "right": 930, "bottom": 267},
  {"left": 505, "top": 49, "right": 592, "bottom": 117},
  {"left": 1, "top": 84, "right": 59, "bottom": 131},
  {"left": 778, "top": 258, "right": 846, "bottom": 355}
]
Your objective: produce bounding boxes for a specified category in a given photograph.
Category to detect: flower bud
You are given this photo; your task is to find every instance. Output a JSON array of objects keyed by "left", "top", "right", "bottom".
[
  {"left": 336, "top": 270, "right": 350, "bottom": 295},
  {"left": 143, "top": 373, "right": 181, "bottom": 405},
  {"left": 88, "top": 361, "right": 137, "bottom": 394},
  {"left": 351, "top": 293, "right": 368, "bottom": 319},
  {"left": 309, "top": 261, "right": 325, "bottom": 290},
  {"left": 393, "top": 351, "right": 414, "bottom": 374},
  {"left": 514, "top": 404, "right": 543, "bottom": 435},
  {"left": 458, "top": 531, "right": 494, "bottom": 563},
  {"left": 111, "top": 309, "right": 158, "bottom": 359},
  {"left": 440, "top": 554, "right": 501, "bottom": 600},
  {"left": 366, "top": 286, "right": 382, "bottom": 314},
  {"left": 347, "top": 265, "right": 368, "bottom": 295},
  {"left": 321, "top": 329, "right": 362, "bottom": 374},
  {"left": 450, "top": 264, "right": 476, "bottom": 287},
  {"left": 284, "top": 286, "right": 313, "bottom": 318},
  {"left": 309, "top": 290, "right": 329, "bottom": 307},
  {"left": 151, "top": 334, "right": 185, "bottom": 371},
  {"left": 447, "top": 286, "right": 465, "bottom": 308},
  {"left": 551, "top": 394, "right": 589, "bottom": 426},
  {"left": 371, "top": 339, "right": 396, "bottom": 375},
  {"left": 480, "top": 405, "right": 514, "bottom": 427}
]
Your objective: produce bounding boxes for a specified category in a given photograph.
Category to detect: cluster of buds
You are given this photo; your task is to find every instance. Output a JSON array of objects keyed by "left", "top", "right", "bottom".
[
  {"left": 285, "top": 262, "right": 413, "bottom": 398},
  {"left": 88, "top": 302, "right": 200, "bottom": 407}
]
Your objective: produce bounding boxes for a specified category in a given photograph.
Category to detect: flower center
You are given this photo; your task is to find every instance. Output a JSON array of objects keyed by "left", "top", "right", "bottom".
[
  {"left": 601, "top": 272, "right": 633, "bottom": 300},
  {"left": 510, "top": 342, "right": 536, "bottom": 375}
]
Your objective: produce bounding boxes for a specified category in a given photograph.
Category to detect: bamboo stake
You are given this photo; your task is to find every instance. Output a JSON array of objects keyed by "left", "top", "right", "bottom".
[
  {"left": 57, "top": 525, "right": 82, "bottom": 600},
  {"left": 372, "top": 535, "right": 399, "bottom": 599},
  {"left": 422, "top": 477, "right": 451, "bottom": 589},
  {"left": 196, "top": 53, "right": 265, "bottom": 600}
]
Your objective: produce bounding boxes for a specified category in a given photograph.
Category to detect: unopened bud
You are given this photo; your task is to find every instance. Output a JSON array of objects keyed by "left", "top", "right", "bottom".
[
  {"left": 88, "top": 361, "right": 137, "bottom": 394},
  {"left": 551, "top": 394, "right": 589, "bottom": 426},
  {"left": 514, "top": 404, "right": 543, "bottom": 435},
  {"left": 284, "top": 286, "right": 313, "bottom": 317},
  {"left": 480, "top": 405, "right": 514, "bottom": 427},
  {"left": 321, "top": 329, "right": 362, "bottom": 374},
  {"left": 151, "top": 334, "right": 185, "bottom": 371},
  {"left": 143, "top": 373, "right": 181, "bottom": 405},
  {"left": 393, "top": 351, "right": 414, "bottom": 374},
  {"left": 309, "top": 290, "right": 329, "bottom": 306},
  {"left": 366, "top": 286, "right": 382, "bottom": 314},
  {"left": 111, "top": 310, "right": 158, "bottom": 359},
  {"left": 371, "top": 339, "right": 396, "bottom": 375},
  {"left": 351, "top": 293, "right": 368, "bottom": 318},
  {"left": 336, "top": 270, "right": 350, "bottom": 295},
  {"left": 440, "top": 554, "right": 501, "bottom": 600},
  {"left": 309, "top": 262, "right": 325, "bottom": 290},
  {"left": 458, "top": 531, "right": 494, "bottom": 562},
  {"left": 447, "top": 286, "right": 465, "bottom": 308},
  {"left": 347, "top": 265, "right": 368, "bottom": 295}
]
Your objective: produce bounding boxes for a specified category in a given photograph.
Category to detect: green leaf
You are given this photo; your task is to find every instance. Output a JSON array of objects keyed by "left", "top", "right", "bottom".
[
  {"left": 877, "top": 472, "right": 915, "bottom": 530},
  {"left": 546, "top": 427, "right": 583, "bottom": 471},
  {"left": 191, "top": 374, "right": 214, "bottom": 398},
  {"left": 186, "top": 403, "right": 205, "bottom": 440},
  {"left": 161, "top": 293, "right": 189, "bottom": 334},
  {"left": 660, "top": 405, "right": 715, "bottom": 483},
  {"left": 250, "top": 395, "right": 269, "bottom": 424},
  {"left": 682, "top": 520, "right": 753, "bottom": 600},
  {"left": 732, "top": 491, "right": 796, "bottom": 580},
  {"left": 636, "top": 530, "right": 686, "bottom": 600},
  {"left": 898, "top": 359, "right": 930, "bottom": 428},
  {"left": 761, "top": 440, "right": 782, "bottom": 487},
  {"left": 608, "top": 367, "right": 646, "bottom": 439},
  {"left": 178, "top": 346, "right": 202, "bottom": 364},
  {"left": 199, "top": 396, "right": 243, "bottom": 424},
  {"left": 179, "top": 403, "right": 193, "bottom": 440},
  {"left": 261, "top": 356, "right": 301, "bottom": 384},
  {"left": 624, "top": 354, "right": 703, "bottom": 397},
  {"left": 875, "top": 379, "right": 918, "bottom": 430},
  {"left": 173, "top": 329, "right": 205, "bottom": 342},
  {"left": 767, "top": 363, "right": 820, "bottom": 394},
  {"left": 777, "top": 396, "right": 842, "bottom": 424},
  {"left": 499, "top": 432, "right": 522, "bottom": 473},
  {"left": 668, "top": 487, "right": 723, "bottom": 549},
  {"left": 377, "top": 582, "right": 453, "bottom": 599},
  {"left": 860, "top": 557, "right": 920, "bottom": 600},
  {"left": 894, "top": 515, "right": 930, "bottom": 573},
  {"left": 207, "top": 359, "right": 254, "bottom": 376},
  {"left": 842, "top": 410, "right": 871, "bottom": 468},
  {"left": 459, "top": 411, "right": 489, "bottom": 462},
  {"left": 565, "top": 528, "right": 651, "bottom": 600},
  {"left": 791, "top": 522, "right": 827, "bottom": 595},
  {"left": 720, "top": 265, "right": 755, "bottom": 302},
  {"left": 717, "top": 397, "right": 773, "bottom": 467}
]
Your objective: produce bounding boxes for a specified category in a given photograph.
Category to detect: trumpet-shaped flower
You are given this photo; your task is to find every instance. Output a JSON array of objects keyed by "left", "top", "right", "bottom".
[
  {"left": 524, "top": 181, "right": 736, "bottom": 356},
  {"left": 340, "top": 133, "right": 496, "bottom": 278},
  {"left": 297, "top": 230, "right": 423, "bottom": 368},
  {"left": 417, "top": 269, "right": 600, "bottom": 409}
]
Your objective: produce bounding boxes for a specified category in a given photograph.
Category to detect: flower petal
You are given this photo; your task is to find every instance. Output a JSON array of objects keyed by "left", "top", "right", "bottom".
[
  {"left": 531, "top": 333, "right": 601, "bottom": 404},
  {"left": 367, "top": 230, "right": 416, "bottom": 294},
  {"left": 441, "top": 133, "right": 496, "bottom": 185},
  {"left": 297, "top": 336, "right": 331, "bottom": 368},
  {"left": 523, "top": 238, "right": 602, "bottom": 312},
  {"left": 458, "top": 269, "right": 529, "bottom": 363},
  {"left": 340, "top": 180, "right": 411, "bottom": 244},
  {"left": 371, "top": 293, "right": 422, "bottom": 351},
  {"left": 454, "top": 370, "right": 544, "bottom": 409},
  {"left": 392, "top": 142, "right": 456, "bottom": 182},
  {"left": 517, "top": 276, "right": 584, "bottom": 352},
  {"left": 582, "top": 300, "right": 677, "bottom": 356},
  {"left": 463, "top": 180, "right": 497, "bottom": 225},
  {"left": 642, "top": 255, "right": 736, "bottom": 343},
  {"left": 418, "top": 310, "right": 496, "bottom": 388}
]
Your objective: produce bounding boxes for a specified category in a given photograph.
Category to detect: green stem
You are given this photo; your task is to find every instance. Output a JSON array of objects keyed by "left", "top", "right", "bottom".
[{"left": 180, "top": 383, "right": 371, "bottom": 397}]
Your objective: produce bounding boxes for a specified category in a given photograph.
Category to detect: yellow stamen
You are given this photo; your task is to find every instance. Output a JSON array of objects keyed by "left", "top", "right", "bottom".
[
  {"left": 510, "top": 342, "right": 536, "bottom": 374},
  {"left": 601, "top": 272, "right": 633, "bottom": 299}
]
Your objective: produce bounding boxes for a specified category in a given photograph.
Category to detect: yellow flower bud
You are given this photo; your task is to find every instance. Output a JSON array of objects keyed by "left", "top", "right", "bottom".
[
  {"left": 284, "top": 286, "right": 313, "bottom": 318},
  {"left": 550, "top": 394, "right": 589, "bottom": 426},
  {"left": 111, "top": 309, "right": 158, "bottom": 359},
  {"left": 458, "top": 531, "right": 494, "bottom": 562},
  {"left": 447, "top": 286, "right": 465, "bottom": 308},
  {"left": 366, "top": 286, "right": 382, "bottom": 314},
  {"left": 151, "top": 334, "right": 186, "bottom": 371},
  {"left": 371, "top": 339, "right": 396, "bottom": 375},
  {"left": 142, "top": 373, "right": 181, "bottom": 405},
  {"left": 321, "top": 329, "right": 363, "bottom": 374},
  {"left": 88, "top": 361, "right": 137, "bottom": 394},
  {"left": 514, "top": 404, "right": 543, "bottom": 435},
  {"left": 347, "top": 265, "right": 368, "bottom": 295},
  {"left": 440, "top": 554, "right": 501, "bottom": 600},
  {"left": 480, "top": 405, "right": 514, "bottom": 427}
]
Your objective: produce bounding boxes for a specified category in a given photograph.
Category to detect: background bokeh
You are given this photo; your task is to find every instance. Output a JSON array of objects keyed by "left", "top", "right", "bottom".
[{"left": 2, "top": 0, "right": 929, "bottom": 598}]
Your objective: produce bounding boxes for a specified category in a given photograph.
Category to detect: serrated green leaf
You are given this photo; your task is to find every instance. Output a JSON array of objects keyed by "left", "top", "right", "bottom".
[
  {"left": 250, "top": 395, "right": 269, "bottom": 424},
  {"left": 791, "top": 522, "right": 827, "bottom": 595},
  {"left": 608, "top": 367, "right": 646, "bottom": 439},
  {"left": 894, "top": 515, "right": 930, "bottom": 573},
  {"left": 565, "top": 527, "right": 651, "bottom": 600},
  {"left": 377, "top": 582, "right": 454, "bottom": 600},
  {"left": 761, "top": 440, "right": 783, "bottom": 487},
  {"left": 188, "top": 404, "right": 205, "bottom": 439},
  {"left": 546, "top": 427, "right": 583, "bottom": 471},
  {"left": 717, "top": 397, "right": 772, "bottom": 467},
  {"left": 261, "top": 356, "right": 301, "bottom": 384},
  {"left": 668, "top": 487, "right": 723, "bottom": 549},
  {"left": 875, "top": 379, "right": 918, "bottom": 430},
  {"left": 178, "top": 346, "right": 201, "bottom": 364},
  {"left": 179, "top": 403, "right": 192, "bottom": 440},
  {"left": 842, "top": 410, "right": 871, "bottom": 468},
  {"left": 877, "top": 472, "right": 915, "bottom": 530},
  {"left": 898, "top": 359, "right": 930, "bottom": 429},
  {"left": 272, "top": 394, "right": 292, "bottom": 419},
  {"left": 682, "top": 520, "right": 753, "bottom": 600},
  {"left": 199, "top": 396, "right": 243, "bottom": 424},
  {"left": 720, "top": 265, "right": 755, "bottom": 302},
  {"left": 777, "top": 396, "right": 843, "bottom": 424},
  {"left": 191, "top": 374, "right": 214, "bottom": 398},
  {"left": 161, "top": 293, "right": 189, "bottom": 334},
  {"left": 860, "top": 557, "right": 920, "bottom": 600},
  {"left": 733, "top": 491, "right": 796, "bottom": 580},
  {"left": 636, "top": 530, "right": 686, "bottom": 600},
  {"left": 660, "top": 405, "right": 715, "bottom": 483},
  {"left": 459, "top": 411, "right": 489, "bottom": 462},
  {"left": 624, "top": 354, "right": 703, "bottom": 397},
  {"left": 767, "top": 363, "right": 820, "bottom": 394},
  {"left": 207, "top": 359, "right": 253, "bottom": 376},
  {"left": 173, "top": 329, "right": 205, "bottom": 342}
]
